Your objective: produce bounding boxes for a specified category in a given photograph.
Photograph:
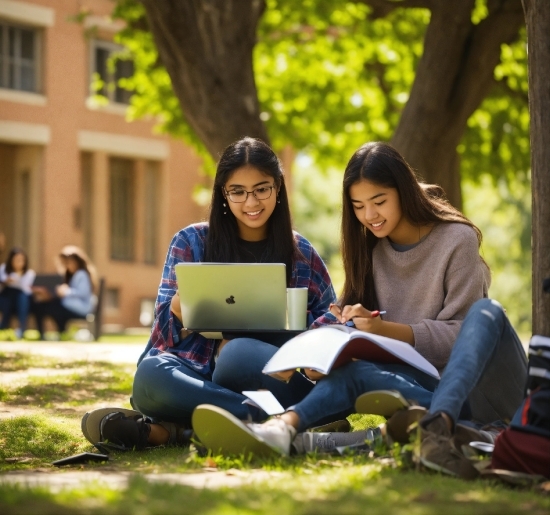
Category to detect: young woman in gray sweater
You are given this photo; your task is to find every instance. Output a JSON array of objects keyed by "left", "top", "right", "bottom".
[{"left": 192, "top": 142, "right": 498, "bottom": 456}]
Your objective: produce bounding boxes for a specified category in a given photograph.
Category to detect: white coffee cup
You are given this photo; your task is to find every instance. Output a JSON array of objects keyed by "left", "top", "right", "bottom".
[{"left": 286, "top": 287, "right": 308, "bottom": 330}]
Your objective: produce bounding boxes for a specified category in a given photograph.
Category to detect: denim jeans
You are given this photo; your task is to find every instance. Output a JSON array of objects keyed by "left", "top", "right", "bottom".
[
  {"left": 430, "top": 298, "right": 527, "bottom": 425},
  {"left": 0, "top": 287, "right": 32, "bottom": 331},
  {"left": 132, "top": 338, "right": 315, "bottom": 426},
  {"left": 289, "top": 360, "right": 439, "bottom": 432}
]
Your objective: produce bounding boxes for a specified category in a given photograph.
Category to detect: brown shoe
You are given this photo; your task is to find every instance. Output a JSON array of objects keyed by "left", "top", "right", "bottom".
[
  {"left": 418, "top": 414, "right": 479, "bottom": 480},
  {"left": 385, "top": 406, "right": 427, "bottom": 444}
]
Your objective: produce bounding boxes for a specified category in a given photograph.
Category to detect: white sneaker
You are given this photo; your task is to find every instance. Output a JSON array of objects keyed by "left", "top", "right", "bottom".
[
  {"left": 247, "top": 418, "right": 297, "bottom": 456},
  {"left": 192, "top": 404, "right": 296, "bottom": 457}
]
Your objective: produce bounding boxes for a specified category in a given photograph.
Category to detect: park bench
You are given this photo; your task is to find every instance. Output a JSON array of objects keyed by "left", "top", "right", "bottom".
[{"left": 31, "top": 274, "right": 105, "bottom": 340}]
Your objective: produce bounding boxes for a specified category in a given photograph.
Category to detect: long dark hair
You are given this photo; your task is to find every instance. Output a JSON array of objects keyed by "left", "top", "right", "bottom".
[
  {"left": 5, "top": 247, "right": 28, "bottom": 274},
  {"left": 204, "top": 137, "right": 299, "bottom": 283},
  {"left": 340, "top": 142, "right": 485, "bottom": 308},
  {"left": 58, "top": 245, "right": 97, "bottom": 293}
]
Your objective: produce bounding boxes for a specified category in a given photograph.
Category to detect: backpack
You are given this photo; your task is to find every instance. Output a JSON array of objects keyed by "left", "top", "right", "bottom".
[{"left": 490, "top": 334, "right": 550, "bottom": 477}]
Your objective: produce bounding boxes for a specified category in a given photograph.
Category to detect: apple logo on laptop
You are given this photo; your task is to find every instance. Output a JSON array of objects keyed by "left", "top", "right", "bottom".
[{"left": 225, "top": 295, "right": 236, "bottom": 305}]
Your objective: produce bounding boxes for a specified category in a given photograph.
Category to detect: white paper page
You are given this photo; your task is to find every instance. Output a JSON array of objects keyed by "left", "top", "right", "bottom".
[
  {"left": 262, "top": 327, "right": 352, "bottom": 375},
  {"left": 242, "top": 390, "right": 285, "bottom": 416}
]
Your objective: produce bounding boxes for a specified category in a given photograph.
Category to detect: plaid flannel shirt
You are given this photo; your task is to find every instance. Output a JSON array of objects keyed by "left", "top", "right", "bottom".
[{"left": 141, "top": 223, "right": 336, "bottom": 374}]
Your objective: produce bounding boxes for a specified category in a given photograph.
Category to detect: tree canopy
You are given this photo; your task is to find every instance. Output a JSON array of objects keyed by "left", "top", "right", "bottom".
[
  {"left": 105, "top": 0, "right": 533, "bottom": 331},
  {"left": 112, "top": 0, "right": 529, "bottom": 191}
]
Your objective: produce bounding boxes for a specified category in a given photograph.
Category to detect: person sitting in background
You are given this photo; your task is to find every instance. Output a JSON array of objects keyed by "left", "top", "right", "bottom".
[
  {"left": 32, "top": 246, "right": 96, "bottom": 340},
  {"left": 0, "top": 247, "right": 36, "bottom": 339}
]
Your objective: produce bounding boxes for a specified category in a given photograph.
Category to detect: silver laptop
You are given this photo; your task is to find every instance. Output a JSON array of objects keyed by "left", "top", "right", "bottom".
[{"left": 175, "top": 263, "right": 288, "bottom": 331}]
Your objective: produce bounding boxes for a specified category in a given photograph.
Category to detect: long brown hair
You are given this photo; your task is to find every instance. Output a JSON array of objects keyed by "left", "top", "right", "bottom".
[{"left": 340, "top": 142, "right": 484, "bottom": 309}]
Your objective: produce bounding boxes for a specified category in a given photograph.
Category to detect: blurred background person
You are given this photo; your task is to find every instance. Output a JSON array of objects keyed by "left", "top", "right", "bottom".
[
  {"left": 32, "top": 246, "right": 97, "bottom": 340},
  {"left": 0, "top": 247, "right": 36, "bottom": 339}
]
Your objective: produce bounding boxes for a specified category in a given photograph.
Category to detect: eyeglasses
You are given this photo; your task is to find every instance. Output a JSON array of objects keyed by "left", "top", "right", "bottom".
[{"left": 224, "top": 185, "right": 275, "bottom": 203}]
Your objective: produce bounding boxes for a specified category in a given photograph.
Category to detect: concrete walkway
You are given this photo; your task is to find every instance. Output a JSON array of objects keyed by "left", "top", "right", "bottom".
[
  {"left": 0, "top": 469, "right": 285, "bottom": 492},
  {"left": 0, "top": 341, "right": 144, "bottom": 364}
]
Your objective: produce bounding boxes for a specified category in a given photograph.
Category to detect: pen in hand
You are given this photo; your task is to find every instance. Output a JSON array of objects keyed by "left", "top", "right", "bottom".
[
  {"left": 371, "top": 310, "right": 387, "bottom": 318},
  {"left": 345, "top": 310, "right": 387, "bottom": 327}
]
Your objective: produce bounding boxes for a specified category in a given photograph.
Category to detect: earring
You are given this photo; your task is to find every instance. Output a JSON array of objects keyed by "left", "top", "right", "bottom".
[
  {"left": 277, "top": 198, "right": 280, "bottom": 204},
  {"left": 223, "top": 202, "right": 227, "bottom": 215}
]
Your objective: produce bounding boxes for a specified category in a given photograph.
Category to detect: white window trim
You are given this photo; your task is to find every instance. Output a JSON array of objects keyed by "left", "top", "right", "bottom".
[
  {"left": 78, "top": 130, "right": 170, "bottom": 160},
  {"left": 83, "top": 15, "right": 125, "bottom": 33},
  {"left": 0, "top": 87, "right": 46, "bottom": 105},
  {"left": 0, "top": 120, "right": 50, "bottom": 144},
  {"left": 0, "top": 0, "right": 54, "bottom": 27}
]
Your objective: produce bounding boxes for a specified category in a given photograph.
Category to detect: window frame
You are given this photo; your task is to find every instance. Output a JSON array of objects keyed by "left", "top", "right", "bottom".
[
  {"left": 89, "top": 39, "right": 133, "bottom": 106},
  {"left": 0, "top": 19, "right": 42, "bottom": 93}
]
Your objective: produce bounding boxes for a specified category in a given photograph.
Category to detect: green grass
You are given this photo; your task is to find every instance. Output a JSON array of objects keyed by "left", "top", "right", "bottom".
[
  {"left": 0, "top": 349, "right": 548, "bottom": 513},
  {"left": 0, "top": 465, "right": 549, "bottom": 515},
  {"left": 0, "top": 353, "right": 134, "bottom": 408}
]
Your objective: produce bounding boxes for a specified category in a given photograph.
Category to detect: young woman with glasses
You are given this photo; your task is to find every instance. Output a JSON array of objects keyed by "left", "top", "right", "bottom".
[{"left": 81, "top": 137, "right": 336, "bottom": 452}]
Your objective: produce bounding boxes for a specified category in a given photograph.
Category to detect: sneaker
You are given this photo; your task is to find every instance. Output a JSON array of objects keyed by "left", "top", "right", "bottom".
[
  {"left": 308, "top": 419, "right": 351, "bottom": 433},
  {"left": 417, "top": 413, "right": 479, "bottom": 480},
  {"left": 100, "top": 412, "right": 151, "bottom": 451},
  {"left": 192, "top": 404, "right": 295, "bottom": 457},
  {"left": 385, "top": 406, "right": 427, "bottom": 444},
  {"left": 100, "top": 413, "right": 192, "bottom": 451},
  {"left": 355, "top": 390, "right": 411, "bottom": 418},
  {"left": 82, "top": 407, "right": 192, "bottom": 452},
  {"left": 292, "top": 428, "right": 381, "bottom": 455},
  {"left": 453, "top": 422, "right": 502, "bottom": 455},
  {"left": 81, "top": 407, "right": 142, "bottom": 451}
]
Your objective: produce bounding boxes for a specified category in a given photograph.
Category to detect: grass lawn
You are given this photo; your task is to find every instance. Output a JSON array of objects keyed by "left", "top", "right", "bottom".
[{"left": 0, "top": 348, "right": 548, "bottom": 515}]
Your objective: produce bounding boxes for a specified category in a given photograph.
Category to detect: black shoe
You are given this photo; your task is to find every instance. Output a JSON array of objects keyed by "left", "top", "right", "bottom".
[
  {"left": 100, "top": 412, "right": 151, "bottom": 451},
  {"left": 99, "top": 412, "right": 193, "bottom": 452}
]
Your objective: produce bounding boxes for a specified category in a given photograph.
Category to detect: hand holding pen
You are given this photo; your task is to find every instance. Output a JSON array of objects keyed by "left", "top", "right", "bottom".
[{"left": 329, "top": 303, "right": 386, "bottom": 330}]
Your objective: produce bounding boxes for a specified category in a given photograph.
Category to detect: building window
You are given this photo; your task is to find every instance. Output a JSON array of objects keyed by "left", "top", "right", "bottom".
[
  {"left": 143, "top": 161, "right": 159, "bottom": 265},
  {"left": 105, "top": 287, "right": 120, "bottom": 311},
  {"left": 0, "top": 21, "right": 41, "bottom": 92},
  {"left": 91, "top": 40, "right": 133, "bottom": 105},
  {"left": 110, "top": 157, "right": 135, "bottom": 261}
]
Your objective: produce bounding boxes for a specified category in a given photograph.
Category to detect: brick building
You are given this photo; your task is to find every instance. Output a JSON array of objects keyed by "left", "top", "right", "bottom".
[{"left": 0, "top": 0, "right": 208, "bottom": 331}]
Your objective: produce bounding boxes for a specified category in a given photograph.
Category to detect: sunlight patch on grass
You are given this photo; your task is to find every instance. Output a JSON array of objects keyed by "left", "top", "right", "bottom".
[
  {"left": 1, "top": 362, "right": 134, "bottom": 407},
  {"left": 0, "top": 415, "right": 87, "bottom": 469}
]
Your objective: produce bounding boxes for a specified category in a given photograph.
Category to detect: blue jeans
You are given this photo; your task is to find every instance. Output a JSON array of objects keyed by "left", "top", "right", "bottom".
[
  {"left": 430, "top": 298, "right": 527, "bottom": 425},
  {"left": 0, "top": 287, "right": 31, "bottom": 331},
  {"left": 132, "top": 338, "right": 315, "bottom": 426},
  {"left": 289, "top": 360, "right": 439, "bottom": 432}
]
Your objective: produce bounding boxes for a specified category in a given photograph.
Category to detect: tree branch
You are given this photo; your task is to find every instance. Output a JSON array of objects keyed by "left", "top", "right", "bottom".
[{"left": 451, "top": 0, "right": 524, "bottom": 118}]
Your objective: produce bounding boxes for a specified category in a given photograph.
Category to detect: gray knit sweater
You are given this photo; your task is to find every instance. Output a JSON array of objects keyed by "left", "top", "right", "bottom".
[{"left": 373, "top": 222, "right": 490, "bottom": 371}]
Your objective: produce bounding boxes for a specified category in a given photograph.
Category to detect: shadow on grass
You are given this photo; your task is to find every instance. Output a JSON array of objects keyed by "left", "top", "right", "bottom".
[
  {"left": 1, "top": 467, "right": 549, "bottom": 515},
  {"left": 1, "top": 361, "right": 134, "bottom": 407}
]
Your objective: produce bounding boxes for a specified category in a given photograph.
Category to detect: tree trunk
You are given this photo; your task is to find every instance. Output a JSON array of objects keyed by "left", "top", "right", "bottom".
[
  {"left": 140, "top": 0, "right": 269, "bottom": 158},
  {"left": 387, "top": 0, "right": 524, "bottom": 207},
  {"left": 522, "top": 0, "right": 550, "bottom": 337}
]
